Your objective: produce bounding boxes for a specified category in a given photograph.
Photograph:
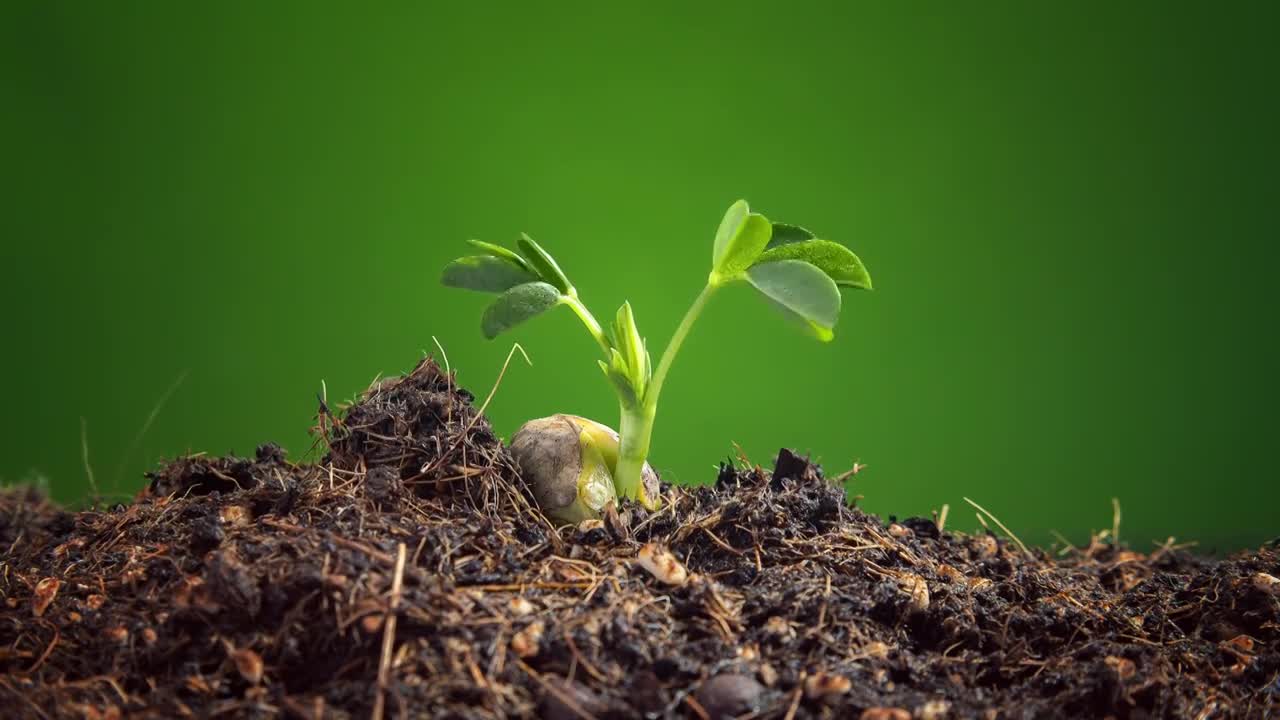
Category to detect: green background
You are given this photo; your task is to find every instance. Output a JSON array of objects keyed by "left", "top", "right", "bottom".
[{"left": 3, "top": 3, "right": 1277, "bottom": 550}]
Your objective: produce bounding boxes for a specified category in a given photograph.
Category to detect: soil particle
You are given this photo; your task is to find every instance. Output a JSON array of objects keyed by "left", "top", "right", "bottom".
[{"left": 0, "top": 355, "right": 1277, "bottom": 719}]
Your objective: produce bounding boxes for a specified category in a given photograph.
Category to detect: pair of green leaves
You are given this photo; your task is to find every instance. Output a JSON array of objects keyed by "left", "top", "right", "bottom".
[
  {"left": 441, "top": 234, "right": 574, "bottom": 339},
  {"left": 711, "top": 200, "right": 871, "bottom": 341},
  {"left": 443, "top": 234, "right": 651, "bottom": 407},
  {"left": 599, "top": 301, "right": 650, "bottom": 408}
]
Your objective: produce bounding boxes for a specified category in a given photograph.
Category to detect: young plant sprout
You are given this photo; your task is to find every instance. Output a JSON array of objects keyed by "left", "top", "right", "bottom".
[{"left": 442, "top": 200, "right": 871, "bottom": 522}]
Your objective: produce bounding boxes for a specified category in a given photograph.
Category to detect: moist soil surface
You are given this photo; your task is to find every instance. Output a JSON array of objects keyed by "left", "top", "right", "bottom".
[{"left": 1, "top": 357, "right": 1277, "bottom": 719}]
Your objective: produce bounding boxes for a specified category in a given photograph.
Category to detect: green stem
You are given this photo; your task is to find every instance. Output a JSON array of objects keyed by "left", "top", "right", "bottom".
[
  {"left": 612, "top": 281, "right": 719, "bottom": 506},
  {"left": 563, "top": 293, "right": 611, "bottom": 355},
  {"left": 644, "top": 282, "right": 716, "bottom": 413},
  {"left": 612, "top": 404, "right": 656, "bottom": 505}
]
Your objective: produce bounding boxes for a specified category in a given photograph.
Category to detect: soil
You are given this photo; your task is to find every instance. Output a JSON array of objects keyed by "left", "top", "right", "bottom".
[{"left": 1, "top": 356, "right": 1277, "bottom": 719}]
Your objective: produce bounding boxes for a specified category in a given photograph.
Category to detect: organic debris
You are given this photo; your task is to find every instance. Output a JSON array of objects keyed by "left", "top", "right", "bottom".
[{"left": 0, "top": 357, "right": 1277, "bottom": 718}]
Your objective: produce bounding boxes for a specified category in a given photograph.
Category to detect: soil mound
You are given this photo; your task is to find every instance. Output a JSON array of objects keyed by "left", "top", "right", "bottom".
[{"left": 0, "top": 357, "right": 1276, "bottom": 719}]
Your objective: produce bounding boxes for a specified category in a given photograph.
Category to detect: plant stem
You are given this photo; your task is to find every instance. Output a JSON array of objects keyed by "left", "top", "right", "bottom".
[
  {"left": 563, "top": 293, "right": 611, "bottom": 355},
  {"left": 644, "top": 282, "right": 716, "bottom": 413},
  {"left": 612, "top": 281, "right": 718, "bottom": 506},
  {"left": 612, "top": 404, "right": 656, "bottom": 505}
]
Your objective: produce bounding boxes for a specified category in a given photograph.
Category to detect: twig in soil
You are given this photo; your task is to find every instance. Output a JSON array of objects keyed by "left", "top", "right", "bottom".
[
  {"left": 372, "top": 542, "right": 407, "bottom": 720},
  {"left": 426, "top": 343, "right": 531, "bottom": 476},
  {"left": 964, "top": 496, "right": 1033, "bottom": 560},
  {"left": 25, "top": 622, "right": 59, "bottom": 674},
  {"left": 781, "top": 672, "right": 805, "bottom": 720},
  {"left": 683, "top": 694, "right": 712, "bottom": 720},
  {"left": 79, "top": 417, "right": 98, "bottom": 500},
  {"left": 514, "top": 657, "right": 599, "bottom": 720},
  {"left": 0, "top": 675, "right": 50, "bottom": 720},
  {"left": 937, "top": 503, "right": 949, "bottom": 532},
  {"left": 112, "top": 368, "right": 189, "bottom": 490},
  {"left": 431, "top": 336, "right": 452, "bottom": 377},
  {"left": 832, "top": 461, "right": 867, "bottom": 483},
  {"left": 1050, "top": 530, "right": 1078, "bottom": 556},
  {"left": 432, "top": 336, "right": 454, "bottom": 425},
  {"left": 471, "top": 342, "right": 531, "bottom": 429},
  {"left": 1111, "top": 497, "right": 1122, "bottom": 545}
]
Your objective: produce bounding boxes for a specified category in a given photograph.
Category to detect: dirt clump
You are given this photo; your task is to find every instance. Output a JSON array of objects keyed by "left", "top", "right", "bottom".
[{"left": 0, "top": 356, "right": 1276, "bottom": 719}]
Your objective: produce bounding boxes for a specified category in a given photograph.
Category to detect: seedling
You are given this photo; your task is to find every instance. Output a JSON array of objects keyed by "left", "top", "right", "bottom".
[{"left": 442, "top": 200, "right": 871, "bottom": 518}]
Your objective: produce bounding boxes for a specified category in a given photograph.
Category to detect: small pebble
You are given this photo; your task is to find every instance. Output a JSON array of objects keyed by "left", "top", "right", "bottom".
[{"left": 695, "top": 673, "right": 765, "bottom": 719}]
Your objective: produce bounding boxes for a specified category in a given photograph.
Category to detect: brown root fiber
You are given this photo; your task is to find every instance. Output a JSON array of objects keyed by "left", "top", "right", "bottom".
[{"left": 0, "top": 357, "right": 1277, "bottom": 719}]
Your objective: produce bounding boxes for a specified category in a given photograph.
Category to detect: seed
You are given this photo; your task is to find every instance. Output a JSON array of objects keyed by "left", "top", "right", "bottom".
[
  {"left": 804, "top": 671, "right": 851, "bottom": 700},
  {"left": 511, "top": 621, "right": 545, "bottom": 659},
  {"left": 510, "top": 415, "right": 617, "bottom": 524},
  {"left": 32, "top": 578, "right": 60, "bottom": 618},
  {"left": 636, "top": 543, "right": 688, "bottom": 586}
]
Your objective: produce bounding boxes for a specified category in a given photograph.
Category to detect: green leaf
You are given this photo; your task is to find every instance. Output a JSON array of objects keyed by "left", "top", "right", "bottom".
[
  {"left": 613, "top": 301, "right": 646, "bottom": 389},
  {"left": 480, "top": 282, "right": 563, "bottom": 339},
  {"left": 711, "top": 200, "right": 773, "bottom": 278},
  {"left": 442, "top": 255, "right": 538, "bottom": 293},
  {"left": 466, "top": 239, "right": 534, "bottom": 273},
  {"left": 756, "top": 240, "right": 872, "bottom": 289},
  {"left": 712, "top": 200, "right": 749, "bottom": 267},
  {"left": 746, "top": 260, "right": 841, "bottom": 341},
  {"left": 765, "top": 222, "right": 815, "bottom": 250},
  {"left": 517, "top": 233, "right": 572, "bottom": 294}
]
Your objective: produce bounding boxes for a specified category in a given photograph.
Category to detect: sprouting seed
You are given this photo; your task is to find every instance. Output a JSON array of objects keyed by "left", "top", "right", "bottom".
[
  {"left": 443, "top": 200, "right": 872, "bottom": 522},
  {"left": 508, "top": 414, "right": 657, "bottom": 525}
]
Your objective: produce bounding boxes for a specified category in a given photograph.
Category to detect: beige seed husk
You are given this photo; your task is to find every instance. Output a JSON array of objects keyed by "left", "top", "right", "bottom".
[{"left": 636, "top": 542, "right": 688, "bottom": 585}]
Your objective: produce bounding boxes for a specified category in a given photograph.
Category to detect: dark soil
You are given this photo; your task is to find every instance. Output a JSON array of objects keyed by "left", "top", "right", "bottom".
[{"left": 1, "top": 357, "right": 1277, "bottom": 719}]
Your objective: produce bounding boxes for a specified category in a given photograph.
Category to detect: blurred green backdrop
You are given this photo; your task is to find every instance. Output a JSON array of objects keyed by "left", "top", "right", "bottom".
[{"left": 3, "top": 3, "right": 1276, "bottom": 550}]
